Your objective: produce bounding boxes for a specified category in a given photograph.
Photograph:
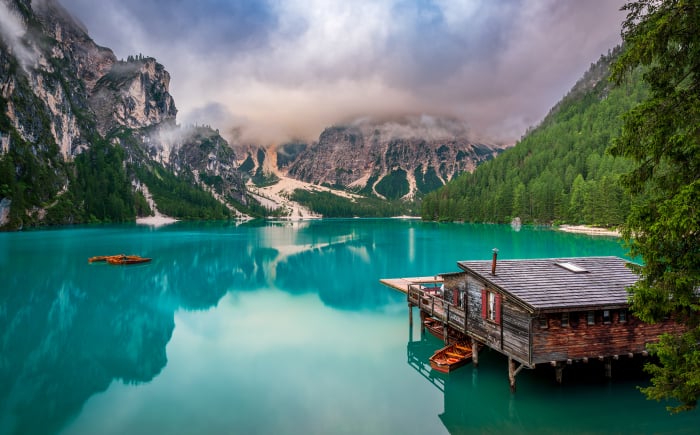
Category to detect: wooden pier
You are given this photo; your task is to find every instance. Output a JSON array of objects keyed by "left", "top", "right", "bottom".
[{"left": 379, "top": 276, "right": 442, "bottom": 294}]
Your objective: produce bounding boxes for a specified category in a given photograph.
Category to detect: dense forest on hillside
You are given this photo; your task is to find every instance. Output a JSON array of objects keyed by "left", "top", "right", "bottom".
[
  {"left": 422, "top": 48, "right": 647, "bottom": 226},
  {"left": 290, "top": 189, "right": 418, "bottom": 217},
  {"left": 133, "top": 163, "right": 232, "bottom": 220}
]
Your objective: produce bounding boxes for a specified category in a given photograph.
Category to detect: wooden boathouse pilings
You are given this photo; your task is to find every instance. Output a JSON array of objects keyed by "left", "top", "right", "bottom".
[
  {"left": 381, "top": 256, "right": 685, "bottom": 393},
  {"left": 402, "top": 280, "right": 530, "bottom": 392}
]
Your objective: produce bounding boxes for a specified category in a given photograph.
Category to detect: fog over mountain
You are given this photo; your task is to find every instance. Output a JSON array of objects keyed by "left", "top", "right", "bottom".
[{"left": 59, "top": 0, "right": 626, "bottom": 144}]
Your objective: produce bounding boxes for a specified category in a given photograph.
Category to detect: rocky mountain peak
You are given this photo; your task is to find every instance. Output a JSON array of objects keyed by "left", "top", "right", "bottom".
[
  {"left": 285, "top": 115, "right": 507, "bottom": 199},
  {"left": 0, "top": 0, "right": 247, "bottom": 228},
  {"left": 89, "top": 56, "right": 177, "bottom": 137}
]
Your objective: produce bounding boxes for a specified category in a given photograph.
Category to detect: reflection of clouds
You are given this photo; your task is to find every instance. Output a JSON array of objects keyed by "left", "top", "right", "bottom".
[
  {"left": 63, "top": 289, "right": 414, "bottom": 435},
  {"left": 180, "top": 291, "right": 400, "bottom": 355},
  {"left": 0, "top": 221, "right": 396, "bottom": 435},
  {"left": 0, "top": 263, "right": 175, "bottom": 435},
  {"left": 1, "top": 221, "right": 638, "bottom": 435},
  {"left": 346, "top": 245, "right": 370, "bottom": 264}
]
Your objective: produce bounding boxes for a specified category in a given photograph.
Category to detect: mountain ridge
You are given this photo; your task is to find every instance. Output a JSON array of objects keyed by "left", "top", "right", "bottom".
[{"left": 284, "top": 115, "right": 508, "bottom": 199}]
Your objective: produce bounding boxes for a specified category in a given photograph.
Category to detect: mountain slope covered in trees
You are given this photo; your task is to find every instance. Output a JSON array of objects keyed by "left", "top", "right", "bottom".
[{"left": 421, "top": 47, "right": 647, "bottom": 226}]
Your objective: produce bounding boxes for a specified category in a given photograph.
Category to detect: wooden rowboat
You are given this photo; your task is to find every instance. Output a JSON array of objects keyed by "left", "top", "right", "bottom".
[
  {"left": 106, "top": 255, "right": 151, "bottom": 265},
  {"left": 429, "top": 342, "right": 473, "bottom": 373},
  {"left": 89, "top": 254, "right": 152, "bottom": 265},
  {"left": 423, "top": 316, "right": 464, "bottom": 344},
  {"left": 88, "top": 255, "right": 112, "bottom": 263}
]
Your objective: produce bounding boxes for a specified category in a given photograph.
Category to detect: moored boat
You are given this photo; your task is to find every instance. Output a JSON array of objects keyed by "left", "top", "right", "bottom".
[
  {"left": 423, "top": 316, "right": 464, "bottom": 344},
  {"left": 89, "top": 254, "right": 151, "bottom": 265},
  {"left": 88, "top": 255, "right": 111, "bottom": 263},
  {"left": 106, "top": 254, "right": 152, "bottom": 265},
  {"left": 429, "top": 342, "right": 473, "bottom": 373},
  {"left": 423, "top": 316, "right": 444, "bottom": 341}
]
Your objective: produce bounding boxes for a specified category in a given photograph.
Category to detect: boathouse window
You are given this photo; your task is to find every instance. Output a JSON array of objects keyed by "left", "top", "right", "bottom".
[
  {"left": 619, "top": 309, "right": 627, "bottom": 323},
  {"left": 587, "top": 311, "right": 595, "bottom": 325},
  {"left": 561, "top": 312, "right": 569, "bottom": 328},
  {"left": 481, "top": 289, "right": 501, "bottom": 325},
  {"left": 539, "top": 316, "right": 548, "bottom": 329},
  {"left": 570, "top": 312, "right": 580, "bottom": 327},
  {"left": 603, "top": 310, "right": 611, "bottom": 324}
]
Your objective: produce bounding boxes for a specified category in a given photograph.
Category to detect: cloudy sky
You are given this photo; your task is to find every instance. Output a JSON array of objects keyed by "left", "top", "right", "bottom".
[{"left": 58, "top": 0, "right": 627, "bottom": 145}]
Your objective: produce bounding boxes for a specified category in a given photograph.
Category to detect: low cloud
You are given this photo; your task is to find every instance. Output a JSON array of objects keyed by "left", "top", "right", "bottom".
[
  {"left": 0, "top": 1, "right": 38, "bottom": 72},
  {"left": 60, "top": 0, "right": 626, "bottom": 145}
]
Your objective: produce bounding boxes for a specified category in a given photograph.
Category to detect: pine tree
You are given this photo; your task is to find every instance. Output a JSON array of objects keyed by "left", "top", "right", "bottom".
[{"left": 611, "top": 0, "right": 700, "bottom": 413}]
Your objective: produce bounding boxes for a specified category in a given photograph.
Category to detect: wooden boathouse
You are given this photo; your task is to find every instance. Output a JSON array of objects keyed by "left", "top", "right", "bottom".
[{"left": 381, "top": 253, "right": 683, "bottom": 391}]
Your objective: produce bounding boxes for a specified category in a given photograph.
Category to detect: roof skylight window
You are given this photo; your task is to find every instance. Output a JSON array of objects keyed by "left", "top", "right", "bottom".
[{"left": 555, "top": 262, "right": 589, "bottom": 273}]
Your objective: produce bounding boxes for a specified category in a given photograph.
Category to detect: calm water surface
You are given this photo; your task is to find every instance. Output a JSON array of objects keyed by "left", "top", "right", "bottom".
[{"left": 1, "top": 219, "right": 698, "bottom": 434}]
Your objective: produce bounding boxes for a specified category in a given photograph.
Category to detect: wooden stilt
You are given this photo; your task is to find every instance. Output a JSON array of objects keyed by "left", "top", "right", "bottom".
[
  {"left": 605, "top": 358, "right": 612, "bottom": 379},
  {"left": 408, "top": 303, "right": 413, "bottom": 328},
  {"left": 443, "top": 323, "right": 448, "bottom": 344},
  {"left": 555, "top": 363, "right": 564, "bottom": 384},
  {"left": 419, "top": 311, "right": 426, "bottom": 337},
  {"left": 508, "top": 357, "right": 527, "bottom": 393},
  {"left": 508, "top": 357, "right": 525, "bottom": 393},
  {"left": 472, "top": 337, "right": 479, "bottom": 367},
  {"left": 509, "top": 357, "right": 516, "bottom": 393}
]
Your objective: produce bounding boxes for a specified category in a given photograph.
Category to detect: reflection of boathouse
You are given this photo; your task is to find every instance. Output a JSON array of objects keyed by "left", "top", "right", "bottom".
[{"left": 383, "top": 253, "right": 683, "bottom": 391}]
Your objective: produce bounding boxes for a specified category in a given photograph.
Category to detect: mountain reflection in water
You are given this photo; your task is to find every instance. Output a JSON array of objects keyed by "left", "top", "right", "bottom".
[
  {"left": 1, "top": 220, "right": 401, "bottom": 434},
  {"left": 1, "top": 220, "right": 698, "bottom": 435}
]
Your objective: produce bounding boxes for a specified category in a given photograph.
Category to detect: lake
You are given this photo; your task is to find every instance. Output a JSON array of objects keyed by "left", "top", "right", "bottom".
[{"left": 1, "top": 219, "right": 698, "bottom": 434}]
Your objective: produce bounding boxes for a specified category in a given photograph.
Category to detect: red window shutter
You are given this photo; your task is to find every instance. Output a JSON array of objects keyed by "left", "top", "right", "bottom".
[
  {"left": 481, "top": 289, "right": 487, "bottom": 319},
  {"left": 453, "top": 288, "right": 459, "bottom": 305},
  {"left": 495, "top": 293, "right": 502, "bottom": 325}
]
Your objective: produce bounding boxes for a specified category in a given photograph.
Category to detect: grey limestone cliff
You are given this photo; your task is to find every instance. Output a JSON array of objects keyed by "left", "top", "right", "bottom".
[
  {"left": 0, "top": 0, "right": 247, "bottom": 228},
  {"left": 286, "top": 116, "right": 507, "bottom": 198}
]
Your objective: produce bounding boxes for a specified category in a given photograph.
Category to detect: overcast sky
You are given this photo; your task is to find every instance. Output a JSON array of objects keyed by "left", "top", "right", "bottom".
[{"left": 58, "top": 0, "right": 627, "bottom": 145}]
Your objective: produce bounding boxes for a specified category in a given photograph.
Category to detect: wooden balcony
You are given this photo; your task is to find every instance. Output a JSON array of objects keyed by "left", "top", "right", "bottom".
[{"left": 407, "top": 284, "right": 468, "bottom": 334}]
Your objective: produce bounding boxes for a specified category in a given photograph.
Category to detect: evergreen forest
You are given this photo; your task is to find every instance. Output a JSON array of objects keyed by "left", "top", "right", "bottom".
[
  {"left": 290, "top": 189, "right": 418, "bottom": 218},
  {"left": 421, "top": 48, "right": 647, "bottom": 227}
]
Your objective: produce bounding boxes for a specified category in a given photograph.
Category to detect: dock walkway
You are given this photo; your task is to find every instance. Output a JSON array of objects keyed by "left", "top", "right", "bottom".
[
  {"left": 381, "top": 276, "right": 466, "bottom": 336},
  {"left": 379, "top": 276, "right": 442, "bottom": 294}
]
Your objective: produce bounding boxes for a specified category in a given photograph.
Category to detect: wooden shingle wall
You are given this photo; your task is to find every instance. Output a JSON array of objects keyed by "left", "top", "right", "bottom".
[
  {"left": 531, "top": 311, "right": 684, "bottom": 364},
  {"left": 501, "top": 300, "right": 531, "bottom": 364},
  {"left": 465, "top": 275, "right": 494, "bottom": 345}
]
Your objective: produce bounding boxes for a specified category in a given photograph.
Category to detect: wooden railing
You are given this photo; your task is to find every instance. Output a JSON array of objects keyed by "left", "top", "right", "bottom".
[{"left": 408, "top": 284, "right": 468, "bottom": 333}]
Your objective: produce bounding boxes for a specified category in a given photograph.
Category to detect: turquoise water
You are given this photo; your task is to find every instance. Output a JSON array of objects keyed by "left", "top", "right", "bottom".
[{"left": 1, "top": 219, "right": 698, "bottom": 434}]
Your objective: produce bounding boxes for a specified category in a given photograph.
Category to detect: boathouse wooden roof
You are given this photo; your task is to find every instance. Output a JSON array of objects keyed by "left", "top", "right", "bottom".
[{"left": 456, "top": 256, "right": 638, "bottom": 313}]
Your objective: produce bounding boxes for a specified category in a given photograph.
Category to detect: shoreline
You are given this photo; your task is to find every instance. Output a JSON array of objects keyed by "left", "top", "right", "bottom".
[
  {"left": 557, "top": 224, "right": 621, "bottom": 237},
  {"left": 133, "top": 215, "right": 621, "bottom": 237}
]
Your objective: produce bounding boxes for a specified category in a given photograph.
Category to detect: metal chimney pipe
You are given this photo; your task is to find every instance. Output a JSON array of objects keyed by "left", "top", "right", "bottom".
[{"left": 491, "top": 248, "right": 499, "bottom": 276}]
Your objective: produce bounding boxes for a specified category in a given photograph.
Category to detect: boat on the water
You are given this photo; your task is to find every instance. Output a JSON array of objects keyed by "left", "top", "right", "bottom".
[
  {"left": 423, "top": 316, "right": 445, "bottom": 341},
  {"left": 88, "top": 255, "right": 111, "bottom": 263},
  {"left": 429, "top": 342, "right": 473, "bottom": 373},
  {"left": 423, "top": 316, "right": 465, "bottom": 344},
  {"left": 107, "top": 255, "right": 151, "bottom": 265},
  {"left": 89, "top": 254, "right": 152, "bottom": 265}
]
